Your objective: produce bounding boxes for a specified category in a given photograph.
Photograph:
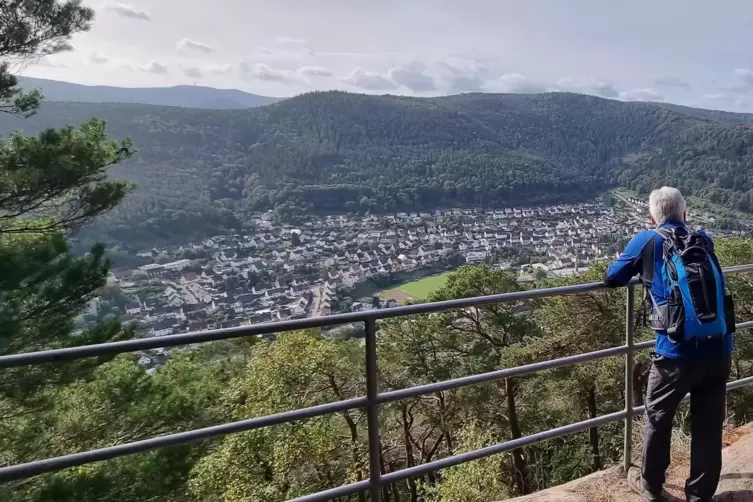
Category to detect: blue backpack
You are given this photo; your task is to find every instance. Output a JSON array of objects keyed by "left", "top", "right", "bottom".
[{"left": 647, "top": 227, "right": 736, "bottom": 341}]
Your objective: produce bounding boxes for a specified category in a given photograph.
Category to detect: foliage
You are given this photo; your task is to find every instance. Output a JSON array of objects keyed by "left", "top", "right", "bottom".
[
  {"left": 1, "top": 347, "right": 240, "bottom": 502},
  {"left": 0, "top": 0, "right": 134, "bottom": 391},
  {"left": 0, "top": 119, "right": 134, "bottom": 234},
  {"left": 714, "top": 238, "right": 753, "bottom": 423},
  {"left": 188, "top": 331, "right": 366, "bottom": 501},
  {"left": 0, "top": 0, "right": 93, "bottom": 116},
  {"left": 0, "top": 2, "right": 142, "bottom": 500},
  {"left": 422, "top": 424, "right": 508, "bottom": 502}
]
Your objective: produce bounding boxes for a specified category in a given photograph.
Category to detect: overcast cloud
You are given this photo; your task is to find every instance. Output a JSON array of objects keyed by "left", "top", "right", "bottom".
[
  {"left": 177, "top": 38, "right": 215, "bottom": 54},
  {"left": 488, "top": 73, "right": 547, "bottom": 94},
  {"left": 19, "top": 0, "right": 753, "bottom": 111},
  {"left": 208, "top": 64, "right": 233, "bottom": 75},
  {"left": 88, "top": 50, "right": 110, "bottom": 65},
  {"left": 181, "top": 66, "right": 203, "bottom": 78},
  {"left": 388, "top": 62, "right": 437, "bottom": 92},
  {"left": 343, "top": 66, "right": 397, "bottom": 90},
  {"left": 298, "top": 65, "right": 334, "bottom": 78},
  {"left": 101, "top": 1, "right": 150, "bottom": 21},
  {"left": 141, "top": 61, "right": 168, "bottom": 74},
  {"left": 240, "top": 62, "right": 303, "bottom": 84}
]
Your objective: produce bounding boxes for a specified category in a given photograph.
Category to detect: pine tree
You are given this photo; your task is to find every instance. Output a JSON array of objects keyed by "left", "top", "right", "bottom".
[{"left": 0, "top": 0, "right": 134, "bottom": 399}]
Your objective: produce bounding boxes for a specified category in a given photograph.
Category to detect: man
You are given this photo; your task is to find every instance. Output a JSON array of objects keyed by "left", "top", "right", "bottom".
[{"left": 604, "top": 187, "right": 733, "bottom": 502}]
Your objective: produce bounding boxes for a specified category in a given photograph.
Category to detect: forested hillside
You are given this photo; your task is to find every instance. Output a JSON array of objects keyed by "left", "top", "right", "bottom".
[{"left": 3, "top": 91, "right": 753, "bottom": 245}]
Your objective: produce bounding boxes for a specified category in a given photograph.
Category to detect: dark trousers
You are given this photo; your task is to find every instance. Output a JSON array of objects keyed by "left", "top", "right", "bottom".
[{"left": 641, "top": 353, "right": 731, "bottom": 502}]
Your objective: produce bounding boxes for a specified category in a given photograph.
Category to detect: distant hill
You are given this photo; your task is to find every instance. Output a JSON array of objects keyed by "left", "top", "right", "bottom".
[
  {"left": 17, "top": 77, "right": 280, "bottom": 110},
  {"left": 2, "top": 90, "right": 753, "bottom": 246},
  {"left": 656, "top": 103, "right": 753, "bottom": 125}
]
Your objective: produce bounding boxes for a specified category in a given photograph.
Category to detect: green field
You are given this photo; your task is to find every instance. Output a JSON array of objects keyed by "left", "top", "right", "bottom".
[{"left": 379, "top": 272, "right": 452, "bottom": 302}]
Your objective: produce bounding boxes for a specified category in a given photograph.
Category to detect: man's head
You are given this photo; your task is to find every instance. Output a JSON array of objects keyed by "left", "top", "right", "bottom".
[{"left": 648, "top": 186, "right": 686, "bottom": 225}]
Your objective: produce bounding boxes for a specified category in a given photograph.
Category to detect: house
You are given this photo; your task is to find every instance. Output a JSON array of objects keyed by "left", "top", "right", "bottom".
[
  {"left": 151, "top": 319, "right": 175, "bottom": 337},
  {"left": 464, "top": 251, "right": 487, "bottom": 264},
  {"left": 163, "top": 259, "right": 190, "bottom": 272},
  {"left": 181, "top": 272, "right": 199, "bottom": 284},
  {"left": 139, "top": 263, "right": 165, "bottom": 276}
]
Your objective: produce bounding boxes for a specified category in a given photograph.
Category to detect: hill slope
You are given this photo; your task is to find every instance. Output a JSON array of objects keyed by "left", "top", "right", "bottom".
[
  {"left": 1, "top": 91, "right": 753, "bottom": 245},
  {"left": 18, "top": 77, "right": 280, "bottom": 109}
]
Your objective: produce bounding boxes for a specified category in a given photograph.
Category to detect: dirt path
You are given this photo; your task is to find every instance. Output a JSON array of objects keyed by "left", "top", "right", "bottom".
[
  {"left": 507, "top": 424, "right": 753, "bottom": 502},
  {"left": 378, "top": 289, "right": 412, "bottom": 303}
]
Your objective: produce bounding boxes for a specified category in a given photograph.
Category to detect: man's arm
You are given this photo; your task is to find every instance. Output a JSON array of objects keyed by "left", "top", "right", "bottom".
[{"left": 603, "top": 231, "right": 653, "bottom": 287}]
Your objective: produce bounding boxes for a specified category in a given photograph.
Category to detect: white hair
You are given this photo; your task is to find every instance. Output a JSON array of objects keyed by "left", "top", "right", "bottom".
[{"left": 648, "top": 186, "right": 686, "bottom": 225}]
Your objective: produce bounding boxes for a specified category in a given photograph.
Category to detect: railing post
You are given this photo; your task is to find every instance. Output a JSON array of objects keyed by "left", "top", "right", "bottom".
[
  {"left": 365, "top": 319, "right": 382, "bottom": 501},
  {"left": 623, "top": 284, "right": 635, "bottom": 473}
]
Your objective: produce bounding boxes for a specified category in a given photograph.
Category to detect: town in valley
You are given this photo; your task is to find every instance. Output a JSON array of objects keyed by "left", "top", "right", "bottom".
[{"left": 86, "top": 194, "right": 747, "bottom": 368}]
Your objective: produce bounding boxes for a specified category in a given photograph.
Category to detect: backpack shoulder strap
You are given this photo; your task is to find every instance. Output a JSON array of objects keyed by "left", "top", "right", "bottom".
[
  {"left": 653, "top": 227, "right": 673, "bottom": 240},
  {"left": 653, "top": 227, "right": 678, "bottom": 256}
]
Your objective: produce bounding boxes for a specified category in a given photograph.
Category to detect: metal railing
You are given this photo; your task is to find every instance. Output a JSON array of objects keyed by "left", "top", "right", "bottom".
[{"left": 2, "top": 264, "right": 753, "bottom": 501}]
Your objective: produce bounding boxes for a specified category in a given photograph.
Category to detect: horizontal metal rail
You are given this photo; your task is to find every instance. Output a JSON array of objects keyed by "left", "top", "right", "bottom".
[
  {"left": 2, "top": 264, "right": 753, "bottom": 500},
  {"left": 0, "top": 275, "right": 653, "bottom": 369},
  {"left": 0, "top": 397, "right": 368, "bottom": 483}
]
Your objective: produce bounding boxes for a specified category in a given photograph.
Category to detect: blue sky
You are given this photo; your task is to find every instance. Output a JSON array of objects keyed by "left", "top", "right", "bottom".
[{"left": 20, "top": 0, "right": 753, "bottom": 111}]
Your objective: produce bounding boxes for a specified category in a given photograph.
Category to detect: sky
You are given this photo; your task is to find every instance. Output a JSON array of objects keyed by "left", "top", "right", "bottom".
[{"left": 20, "top": 0, "right": 753, "bottom": 111}]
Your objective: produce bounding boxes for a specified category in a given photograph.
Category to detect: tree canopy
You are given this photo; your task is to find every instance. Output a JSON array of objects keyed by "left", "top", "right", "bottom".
[{"left": 0, "top": 2, "right": 137, "bottom": 497}]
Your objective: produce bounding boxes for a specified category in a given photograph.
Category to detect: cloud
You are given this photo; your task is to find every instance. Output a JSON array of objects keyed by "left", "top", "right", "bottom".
[
  {"left": 437, "top": 61, "right": 490, "bottom": 92},
  {"left": 316, "top": 51, "right": 403, "bottom": 59},
  {"left": 734, "top": 68, "right": 753, "bottom": 87},
  {"left": 653, "top": 76, "right": 691, "bottom": 89},
  {"left": 241, "top": 62, "right": 302, "bottom": 84},
  {"left": 101, "top": 1, "right": 150, "bottom": 21},
  {"left": 487, "top": 73, "right": 547, "bottom": 94},
  {"left": 693, "top": 92, "right": 748, "bottom": 111},
  {"left": 181, "top": 66, "right": 202, "bottom": 78},
  {"left": 342, "top": 66, "right": 397, "bottom": 90},
  {"left": 254, "top": 45, "right": 314, "bottom": 61},
  {"left": 208, "top": 64, "right": 233, "bottom": 75},
  {"left": 36, "top": 57, "right": 68, "bottom": 68},
  {"left": 88, "top": 50, "right": 110, "bottom": 65},
  {"left": 620, "top": 88, "right": 663, "bottom": 102},
  {"left": 555, "top": 77, "right": 619, "bottom": 98},
  {"left": 177, "top": 38, "right": 215, "bottom": 54},
  {"left": 256, "top": 47, "right": 276, "bottom": 57},
  {"left": 274, "top": 37, "right": 315, "bottom": 56},
  {"left": 716, "top": 69, "right": 753, "bottom": 94},
  {"left": 276, "top": 36, "right": 308, "bottom": 46},
  {"left": 387, "top": 62, "right": 437, "bottom": 92},
  {"left": 141, "top": 60, "right": 168, "bottom": 74},
  {"left": 297, "top": 65, "right": 333, "bottom": 77}
]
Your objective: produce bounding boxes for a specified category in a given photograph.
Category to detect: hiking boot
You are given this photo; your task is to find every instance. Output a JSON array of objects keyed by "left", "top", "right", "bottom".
[{"left": 627, "top": 465, "right": 671, "bottom": 501}]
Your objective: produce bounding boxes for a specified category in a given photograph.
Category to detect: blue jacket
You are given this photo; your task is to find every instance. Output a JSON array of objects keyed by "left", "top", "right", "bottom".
[{"left": 604, "top": 220, "right": 733, "bottom": 359}]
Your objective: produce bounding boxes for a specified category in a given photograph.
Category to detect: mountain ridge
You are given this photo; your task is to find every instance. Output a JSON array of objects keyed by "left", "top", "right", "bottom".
[
  {"left": 17, "top": 76, "right": 281, "bottom": 110},
  {"left": 1, "top": 90, "right": 753, "bottom": 245}
]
